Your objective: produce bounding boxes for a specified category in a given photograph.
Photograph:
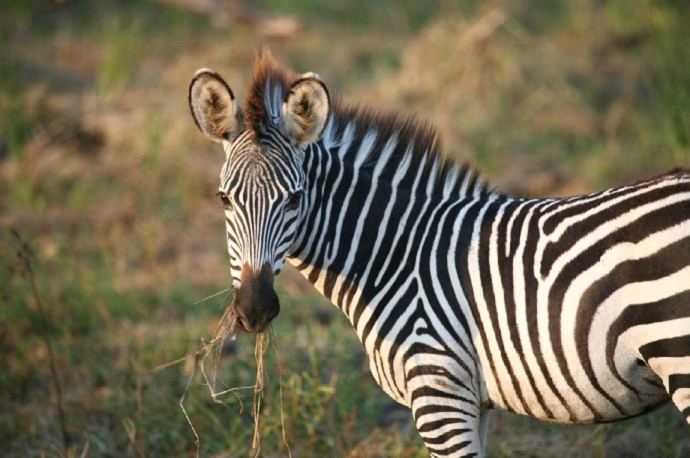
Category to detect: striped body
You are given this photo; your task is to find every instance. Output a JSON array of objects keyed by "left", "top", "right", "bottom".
[
  {"left": 189, "top": 52, "right": 690, "bottom": 457},
  {"left": 285, "top": 123, "right": 690, "bottom": 454}
]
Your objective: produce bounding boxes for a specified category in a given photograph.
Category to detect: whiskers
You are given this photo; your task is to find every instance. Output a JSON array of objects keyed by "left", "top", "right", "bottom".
[{"left": 193, "top": 288, "right": 230, "bottom": 305}]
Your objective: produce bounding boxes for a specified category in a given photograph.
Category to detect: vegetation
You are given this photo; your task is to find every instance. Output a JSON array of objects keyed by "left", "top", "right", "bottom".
[{"left": 1, "top": 0, "right": 688, "bottom": 456}]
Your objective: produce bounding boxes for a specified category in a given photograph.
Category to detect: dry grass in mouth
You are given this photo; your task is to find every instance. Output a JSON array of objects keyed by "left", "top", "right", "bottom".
[{"left": 155, "top": 293, "right": 290, "bottom": 457}]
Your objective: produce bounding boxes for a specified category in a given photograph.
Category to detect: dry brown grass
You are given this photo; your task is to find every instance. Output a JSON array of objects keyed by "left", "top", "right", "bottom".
[{"left": 155, "top": 294, "right": 293, "bottom": 457}]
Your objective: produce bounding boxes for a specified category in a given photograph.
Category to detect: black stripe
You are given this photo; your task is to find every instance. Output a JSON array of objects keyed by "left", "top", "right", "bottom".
[
  {"left": 417, "top": 418, "right": 469, "bottom": 433},
  {"left": 426, "top": 441, "right": 474, "bottom": 457},
  {"left": 421, "top": 428, "right": 472, "bottom": 445},
  {"left": 668, "top": 373, "right": 690, "bottom": 397},
  {"left": 640, "top": 335, "right": 690, "bottom": 360},
  {"left": 410, "top": 386, "right": 476, "bottom": 405},
  {"left": 414, "top": 405, "right": 476, "bottom": 422}
]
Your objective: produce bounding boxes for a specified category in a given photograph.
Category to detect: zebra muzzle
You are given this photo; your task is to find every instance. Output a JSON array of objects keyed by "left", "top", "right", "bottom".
[{"left": 233, "top": 263, "right": 280, "bottom": 333}]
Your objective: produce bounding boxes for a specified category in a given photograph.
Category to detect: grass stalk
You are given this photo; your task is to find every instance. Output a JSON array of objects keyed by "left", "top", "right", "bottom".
[{"left": 11, "top": 229, "right": 70, "bottom": 449}]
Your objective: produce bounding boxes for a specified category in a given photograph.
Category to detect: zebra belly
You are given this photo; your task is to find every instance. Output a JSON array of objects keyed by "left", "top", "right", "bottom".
[{"left": 482, "top": 331, "right": 668, "bottom": 424}]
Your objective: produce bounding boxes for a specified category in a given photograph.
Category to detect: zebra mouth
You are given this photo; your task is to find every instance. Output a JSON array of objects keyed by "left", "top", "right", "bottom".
[
  {"left": 228, "top": 293, "right": 252, "bottom": 333},
  {"left": 231, "top": 282, "right": 280, "bottom": 334},
  {"left": 233, "top": 305, "right": 278, "bottom": 333}
]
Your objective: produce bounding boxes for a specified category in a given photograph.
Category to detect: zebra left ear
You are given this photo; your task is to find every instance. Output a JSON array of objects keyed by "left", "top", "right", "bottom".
[{"left": 280, "top": 74, "right": 330, "bottom": 146}]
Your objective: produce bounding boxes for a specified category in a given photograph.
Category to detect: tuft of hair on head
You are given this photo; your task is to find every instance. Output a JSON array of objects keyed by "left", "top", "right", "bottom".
[
  {"left": 245, "top": 48, "right": 295, "bottom": 135},
  {"left": 245, "top": 48, "right": 331, "bottom": 146}
]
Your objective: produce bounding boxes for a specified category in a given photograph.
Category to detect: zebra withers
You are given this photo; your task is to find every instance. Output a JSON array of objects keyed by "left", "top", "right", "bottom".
[{"left": 188, "top": 51, "right": 690, "bottom": 457}]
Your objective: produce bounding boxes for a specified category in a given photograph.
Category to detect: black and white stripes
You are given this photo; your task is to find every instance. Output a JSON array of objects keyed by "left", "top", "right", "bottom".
[
  {"left": 189, "top": 51, "right": 690, "bottom": 457},
  {"left": 220, "top": 130, "right": 306, "bottom": 285}
]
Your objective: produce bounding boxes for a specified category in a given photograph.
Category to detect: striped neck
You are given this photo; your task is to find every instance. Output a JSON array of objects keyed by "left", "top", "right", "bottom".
[{"left": 288, "top": 116, "right": 500, "bottom": 317}]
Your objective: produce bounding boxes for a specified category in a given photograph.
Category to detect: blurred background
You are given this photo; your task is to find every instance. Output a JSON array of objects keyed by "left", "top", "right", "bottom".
[{"left": 2, "top": 0, "right": 689, "bottom": 456}]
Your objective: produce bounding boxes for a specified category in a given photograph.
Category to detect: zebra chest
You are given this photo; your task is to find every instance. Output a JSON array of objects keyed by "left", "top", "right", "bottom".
[
  {"left": 358, "top": 323, "right": 413, "bottom": 407},
  {"left": 357, "top": 306, "right": 477, "bottom": 409},
  {"left": 364, "top": 347, "right": 410, "bottom": 407}
]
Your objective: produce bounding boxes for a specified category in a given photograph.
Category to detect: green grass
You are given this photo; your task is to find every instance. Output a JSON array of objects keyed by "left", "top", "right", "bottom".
[
  {"left": 0, "top": 231, "right": 424, "bottom": 456},
  {"left": 1, "top": 0, "right": 689, "bottom": 456}
]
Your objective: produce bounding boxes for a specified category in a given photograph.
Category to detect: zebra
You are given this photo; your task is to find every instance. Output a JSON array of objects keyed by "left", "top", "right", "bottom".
[{"left": 187, "top": 50, "right": 690, "bottom": 457}]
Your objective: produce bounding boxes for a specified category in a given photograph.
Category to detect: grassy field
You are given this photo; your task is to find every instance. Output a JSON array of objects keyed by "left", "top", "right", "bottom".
[{"left": 1, "top": 0, "right": 689, "bottom": 456}]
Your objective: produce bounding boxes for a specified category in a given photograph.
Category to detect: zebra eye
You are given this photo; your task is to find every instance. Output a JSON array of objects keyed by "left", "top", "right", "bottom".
[
  {"left": 285, "top": 191, "right": 302, "bottom": 211},
  {"left": 217, "top": 191, "right": 232, "bottom": 208}
]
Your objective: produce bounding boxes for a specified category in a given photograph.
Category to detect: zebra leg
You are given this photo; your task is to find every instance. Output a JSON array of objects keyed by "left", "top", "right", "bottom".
[
  {"left": 478, "top": 409, "right": 490, "bottom": 451},
  {"left": 639, "top": 339, "right": 690, "bottom": 424},
  {"left": 411, "top": 397, "right": 484, "bottom": 457}
]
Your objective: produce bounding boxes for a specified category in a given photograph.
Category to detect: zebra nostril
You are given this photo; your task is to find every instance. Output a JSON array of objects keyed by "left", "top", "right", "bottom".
[
  {"left": 237, "top": 314, "right": 261, "bottom": 333},
  {"left": 235, "top": 315, "right": 248, "bottom": 332}
]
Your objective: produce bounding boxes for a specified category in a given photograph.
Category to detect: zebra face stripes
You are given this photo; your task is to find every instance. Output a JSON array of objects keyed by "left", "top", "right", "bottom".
[
  {"left": 189, "top": 51, "right": 690, "bottom": 457},
  {"left": 217, "top": 130, "right": 307, "bottom": 332},
  {"left": 219, "top": 133, "right": 306, "bottom": 286},
  {"left": 188, "top": 58, "right": 330, "bottom": 332}
]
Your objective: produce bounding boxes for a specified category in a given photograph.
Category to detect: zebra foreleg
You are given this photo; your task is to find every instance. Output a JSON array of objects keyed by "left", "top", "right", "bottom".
[
  {"left": 478, "top": 409, "right": 490, "bottom": 451},
  {"left": 411, "top": 396, "right": 485, "bottom": 457}
]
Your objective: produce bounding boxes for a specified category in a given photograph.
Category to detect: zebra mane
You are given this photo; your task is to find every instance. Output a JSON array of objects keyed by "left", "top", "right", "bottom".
[{"left": 245, "top": 49, "right": 498, "bottom": 199}]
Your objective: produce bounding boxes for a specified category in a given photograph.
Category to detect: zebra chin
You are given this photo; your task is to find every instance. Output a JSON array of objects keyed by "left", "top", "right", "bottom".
[{"left": 232, "top": 263, "right": 280, "bottom": 333}]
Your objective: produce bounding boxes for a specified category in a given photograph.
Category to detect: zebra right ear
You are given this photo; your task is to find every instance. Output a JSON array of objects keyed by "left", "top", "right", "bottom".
[{"left": 189, "top": 68, "right": 245, "bottom": 144}]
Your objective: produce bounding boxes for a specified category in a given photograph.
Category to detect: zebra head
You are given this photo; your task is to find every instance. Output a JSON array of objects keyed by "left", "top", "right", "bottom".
[{"left": 188, "top": 61, "right": 330, "bottom": 333}]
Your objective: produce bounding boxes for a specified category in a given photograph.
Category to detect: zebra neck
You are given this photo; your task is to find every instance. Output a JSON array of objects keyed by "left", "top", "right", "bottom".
[{"left": 288, "top": 136, "right": 495, "bottom": 331}]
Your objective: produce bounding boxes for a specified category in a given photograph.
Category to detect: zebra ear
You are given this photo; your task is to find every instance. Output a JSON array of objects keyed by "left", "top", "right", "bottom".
[
  {"left": 280, "top": 74, "right": 330, "bottom": 146},
  {"left": 189, "top": 68, "right": 245, "bottom": 144}
]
